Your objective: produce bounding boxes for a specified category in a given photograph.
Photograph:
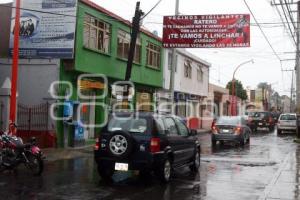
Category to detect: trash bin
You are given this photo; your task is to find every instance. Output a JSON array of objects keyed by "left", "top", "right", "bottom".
[{"left": 74, "top": 122, "right": 85, "bottom": 146}]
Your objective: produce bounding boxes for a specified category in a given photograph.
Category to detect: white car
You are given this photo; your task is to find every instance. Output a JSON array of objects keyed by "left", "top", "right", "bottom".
[{"left": 277, "top": 113, "right": 297, "bottom": 134}]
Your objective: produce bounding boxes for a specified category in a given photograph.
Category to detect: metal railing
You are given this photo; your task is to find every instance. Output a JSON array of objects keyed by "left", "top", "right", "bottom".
[{"left": 17, "top": 102, "right": 50, "bottom": 132}]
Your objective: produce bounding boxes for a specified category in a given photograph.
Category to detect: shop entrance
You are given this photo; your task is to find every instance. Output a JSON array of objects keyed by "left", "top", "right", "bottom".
[{"left": 79, "top": 90, "right": 96, "bottom": 139}]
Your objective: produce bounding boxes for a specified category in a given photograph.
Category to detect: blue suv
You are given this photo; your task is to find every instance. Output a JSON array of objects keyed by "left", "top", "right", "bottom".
[{"left": 94, "top": 112, "right": 200, "bottom": 183}]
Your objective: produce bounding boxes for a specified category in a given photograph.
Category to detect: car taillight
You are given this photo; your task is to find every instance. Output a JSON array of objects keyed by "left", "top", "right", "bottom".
[
  {"left": 211, "top": 126, "right": 219, "bottom": 134},
  {"left": 94, "top": 138, "right": 100, "bottom": 151},
  {"left": 269, "top": 117, "right": 273, "bottom": 123},
  {"left": 150, "top": 137, "right": 161, "bottom": 153},
  {"left": 234, "top": 126, "right": 242, "bottom": 135}
]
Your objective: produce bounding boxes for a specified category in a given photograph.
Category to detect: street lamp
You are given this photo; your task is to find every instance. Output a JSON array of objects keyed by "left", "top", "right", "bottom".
[{"left": 231, "top": 59, "right": 254, "bottom": 116}]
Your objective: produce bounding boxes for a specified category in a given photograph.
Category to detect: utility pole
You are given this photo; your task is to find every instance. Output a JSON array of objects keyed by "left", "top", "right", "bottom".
[
  {"left": 125, "top": 2, "right": 143, "bottom": 81},
  {"left": 296, "top": 1, "right": 300, "bottom": 139},
  {"left": 282, "top": 69, "right": 295, "bottom": 112},
  {"left": 9, "top": 0, "right": 21, "bottom": 131},
  {"left": 169, "top": 0, "right": 179, "bottom": 114},
  {"left": 296, "top": 1, "right": 300, "bottom": 113},
  {"left": 291, "top": 71, "right": 294, "bottom": 112},
  {"left": 123, "top": 2, "right": 144, "bottom": 108}
]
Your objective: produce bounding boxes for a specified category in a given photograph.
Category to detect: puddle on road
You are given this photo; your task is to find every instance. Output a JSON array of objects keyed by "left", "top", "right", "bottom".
[
  {"left": 236, "top": 162, "right": 277, "bottom": 167},
  {"left": 201, "top": 157, "right": 278, "bottom": 168}
]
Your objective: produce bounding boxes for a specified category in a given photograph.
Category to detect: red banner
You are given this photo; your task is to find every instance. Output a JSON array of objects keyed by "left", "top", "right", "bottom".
[{"left": 163, "top": 14, "right": 250, "bottom": 48}]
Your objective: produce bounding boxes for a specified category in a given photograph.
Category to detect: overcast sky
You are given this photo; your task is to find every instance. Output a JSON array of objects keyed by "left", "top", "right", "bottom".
[{"left": 0, "top": 0, "right": 296, "bottom": 96}]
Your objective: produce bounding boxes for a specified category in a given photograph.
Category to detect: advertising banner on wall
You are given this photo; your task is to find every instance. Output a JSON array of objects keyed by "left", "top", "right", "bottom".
[
  {"left": 9, "top": 0, "right": 77, "bottom": 58},
  {"left": 163, "top": 14, "right": 250, "bottom": 48}
]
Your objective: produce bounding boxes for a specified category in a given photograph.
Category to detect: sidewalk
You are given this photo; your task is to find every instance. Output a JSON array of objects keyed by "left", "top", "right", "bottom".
[
  {"left": 197, "top": 129, "right": 210, "bottom": 134},
  {"left": 43, "top": 145, "right": 94, "bottom": 162},
  {"left": 259, "top": 151, "right": 300, "bottom": 200}
]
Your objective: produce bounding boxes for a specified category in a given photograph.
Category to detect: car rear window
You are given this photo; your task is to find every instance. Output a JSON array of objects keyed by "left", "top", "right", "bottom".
[
  {"left": 280, "top": 114, "right": 296, "bottom": 120},
  {"left": 254, "top": 112, "right": 267, "bottom": 118},
  {"left": 216, "top": 117, "right": 243, "bottom": 126},
  {"left": 248, "top": 112, "right": 255, "bottom": 117},
  {"left": 107, "top": 117, "right": 148, "bottom": 133}
]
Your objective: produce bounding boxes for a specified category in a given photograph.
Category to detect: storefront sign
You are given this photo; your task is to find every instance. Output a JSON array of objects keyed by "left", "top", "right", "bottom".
[
  {"left": 9, "top": 0, "right": 78, "bottom": 58},
  {"left": 79, "top": 80, "right": 105, "bottom": 90},
  {"left": 163, "top": 14, "right": 250, "bottom": 48}
]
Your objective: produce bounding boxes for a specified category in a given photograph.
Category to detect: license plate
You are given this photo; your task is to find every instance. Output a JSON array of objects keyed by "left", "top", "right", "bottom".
[
  {"left": 115, "top": 163, "right": 128, "bottom": 171},
  {"left": 222, "top": 129, "right": 229, "bottom": 133},
  {"left": 259, "top": 123, "right": 263, "bottom": 125}
]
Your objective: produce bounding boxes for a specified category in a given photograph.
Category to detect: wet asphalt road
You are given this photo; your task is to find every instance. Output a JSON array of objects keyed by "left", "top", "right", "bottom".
[{"left": 0, "top": 129, "right": 299, "bottom": 200}]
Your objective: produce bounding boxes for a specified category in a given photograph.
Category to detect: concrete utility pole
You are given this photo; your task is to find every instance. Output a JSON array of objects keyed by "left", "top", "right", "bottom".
[
  {"left": 296, "top": 1, "right": 300, "bottom": 112},
  {"left": 123, "top": 2, "right": 143, "bottom": 107},
  {"left": 295, "top": 1, "right": 300, "bottom": 139},
  {"left": 124, "top": 2, "right": 143, "bottom": 82},
  {"left": 291, "top": 71, "right": 294, "bottom": 112},
  {"left": 169, "top": 0, "right": 179, "bottom": 114}
]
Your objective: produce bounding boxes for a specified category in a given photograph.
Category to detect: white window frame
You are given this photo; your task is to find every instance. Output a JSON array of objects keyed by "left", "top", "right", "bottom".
[
  {"left": 197, "top": 64, "right": 204, "bottom": 82},
  {"left": 146, "top": 42, "right": 161, "bottom": 69},
  {"left": 184, "top": 59, "right": 192, "bottom": 79},
  {"left": 83, "top": 14, "right": 111, "bottom": 53},
  {"left": 117, "top": 29, "right": 141, "bottom": 63}
]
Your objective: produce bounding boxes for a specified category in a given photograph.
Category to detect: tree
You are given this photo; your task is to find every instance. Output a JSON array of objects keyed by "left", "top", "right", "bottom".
[
  {"left": 226, "top": 79, "right": 248, "bottom": 100},
  {"left": 257, "top": 82, "right": 268, "bottom": 89}
]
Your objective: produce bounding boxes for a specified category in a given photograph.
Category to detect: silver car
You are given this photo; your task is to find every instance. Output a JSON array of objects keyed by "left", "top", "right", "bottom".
[
  {"left": 211, "top": 116, "right": 251, "bottom": 146},
  {"left": 277, "top": 113, "right": 297, "bottom": 134}
]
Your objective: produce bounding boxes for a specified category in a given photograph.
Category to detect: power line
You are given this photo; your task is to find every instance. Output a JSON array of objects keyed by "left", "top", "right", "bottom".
[
  {"left": 279, "top": 0, "right": 297, "bottom": 45},
  {"left": 244, "top": 0, "right": 287, "bottom": 95},
  {"left": 284, "top": 0, "right": 296, "bottom": 29},
  {"left": 243, "top": 0, "right": 282, "bottom": 63},
  {"left": 141, "top": 0, "right": 163, "bottom": 20},
  {"left": 272, "top": 0, "right": 296, "bottom": 45}
]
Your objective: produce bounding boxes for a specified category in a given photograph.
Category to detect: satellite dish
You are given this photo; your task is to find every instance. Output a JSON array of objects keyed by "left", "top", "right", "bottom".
[{"left": 152, "top": 30, "right": 158, "bottom": 36}]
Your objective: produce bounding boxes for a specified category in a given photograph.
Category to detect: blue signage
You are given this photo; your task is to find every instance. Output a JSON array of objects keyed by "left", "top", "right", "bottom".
[
  {"left": 74, "top": 122, "right": 84, "bottom": 140},
  {"left": 9, "top": 0, "right": 77, "bottom": 59}
]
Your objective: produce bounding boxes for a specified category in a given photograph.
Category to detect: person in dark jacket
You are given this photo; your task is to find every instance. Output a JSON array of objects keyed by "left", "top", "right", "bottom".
[{"left": 27, "top": 19, "right": 35, "bottom": 36}]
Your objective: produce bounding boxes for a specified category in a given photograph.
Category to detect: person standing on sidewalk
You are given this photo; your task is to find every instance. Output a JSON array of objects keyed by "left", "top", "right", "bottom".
[{"left": 211, "top": 118, "right": 217, "bottom": 130}]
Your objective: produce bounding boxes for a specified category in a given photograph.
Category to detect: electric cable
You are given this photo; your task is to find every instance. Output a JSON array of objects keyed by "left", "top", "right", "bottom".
[{"left": 141, "top": 0, "right": 163, "bottom": 20}]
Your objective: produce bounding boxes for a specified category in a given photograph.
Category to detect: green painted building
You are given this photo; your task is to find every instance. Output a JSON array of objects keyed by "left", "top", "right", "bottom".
[{"left": 57, "top": 0, "right": 164, "bottom": 147}]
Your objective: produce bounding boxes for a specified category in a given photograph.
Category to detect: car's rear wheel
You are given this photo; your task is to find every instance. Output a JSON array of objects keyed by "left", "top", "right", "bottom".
[
  {"left": 189, "top": 150, "right": 200, "bottom": 172},
  {"left": 156, "top": 158, "right": 172, "bottom": 183}
]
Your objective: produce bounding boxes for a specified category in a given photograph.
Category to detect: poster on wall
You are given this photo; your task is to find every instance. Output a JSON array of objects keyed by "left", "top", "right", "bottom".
[
  {"left": 163, "top": 14, "right": 250, "bottom": 48},
  {"left": 9, "top": 0, "right": 78, "bottom": 58}
]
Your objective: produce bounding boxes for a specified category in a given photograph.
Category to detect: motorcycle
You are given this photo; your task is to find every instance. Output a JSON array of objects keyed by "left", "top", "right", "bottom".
[{"left": 0, "top": 132, "right": 44, "bottom": 176}]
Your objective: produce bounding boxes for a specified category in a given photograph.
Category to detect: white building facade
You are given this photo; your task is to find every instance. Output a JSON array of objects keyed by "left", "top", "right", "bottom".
[{"left": 156, "top": 49, "right": 210, "bottom": 129}]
